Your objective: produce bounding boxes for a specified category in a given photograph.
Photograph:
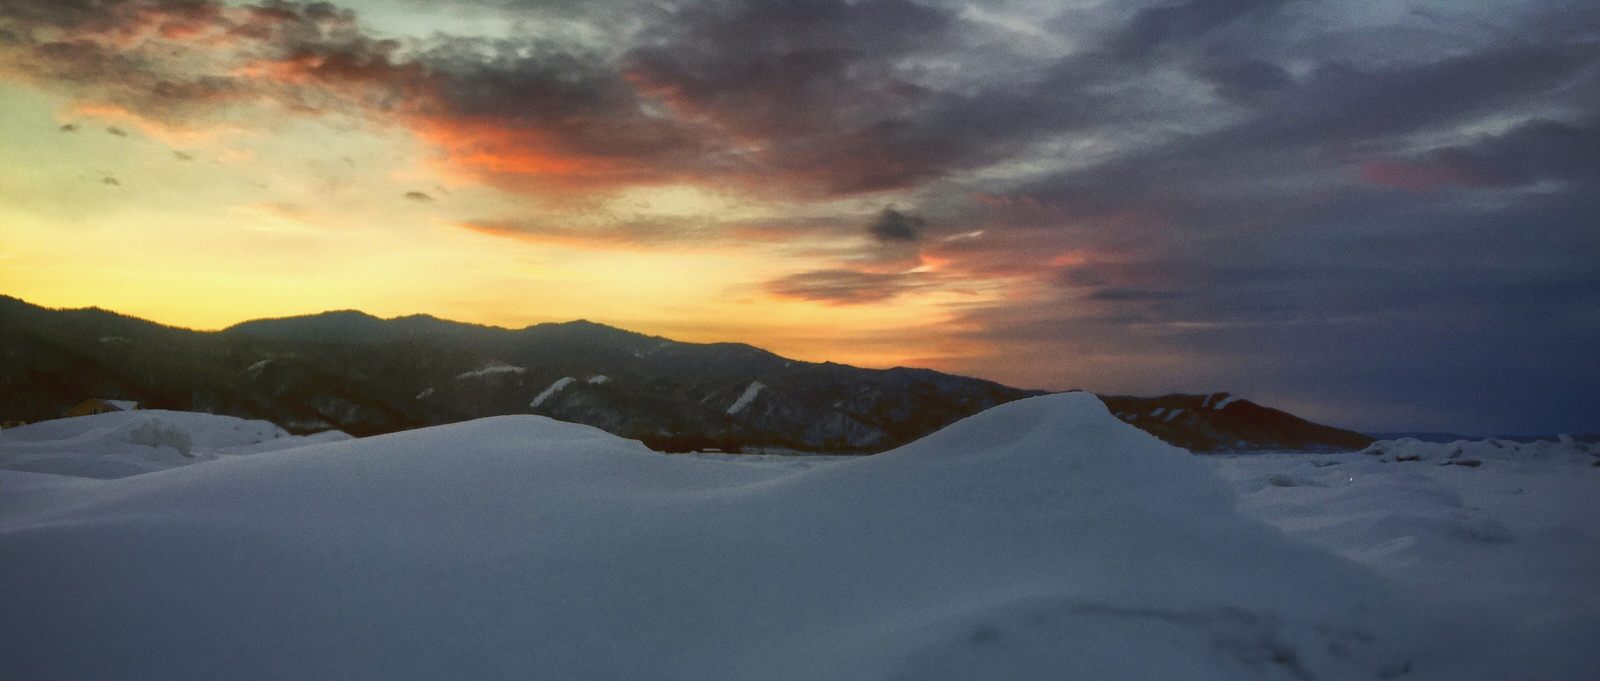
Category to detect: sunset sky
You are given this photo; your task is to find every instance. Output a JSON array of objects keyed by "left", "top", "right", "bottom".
[{"left": 2, "top": 0, "right": 1597, "bottom": 434}]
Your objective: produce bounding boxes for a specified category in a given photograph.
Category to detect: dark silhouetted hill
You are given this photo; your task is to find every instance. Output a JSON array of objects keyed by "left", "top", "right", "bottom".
[{"left": 1, "top": 295, "right": 1372, "bottom": 452}]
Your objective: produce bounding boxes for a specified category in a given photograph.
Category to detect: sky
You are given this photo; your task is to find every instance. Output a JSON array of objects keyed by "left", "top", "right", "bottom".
[{"left": 1, "top": 0, "right": 1597, "bottom": 435}]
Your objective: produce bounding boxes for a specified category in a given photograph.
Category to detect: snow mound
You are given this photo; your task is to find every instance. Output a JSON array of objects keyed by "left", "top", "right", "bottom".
[
  {"left": 0, "top": 393, "right": 1581, "bottom": 679},
  {"left": 0, "top": 410, "right": 350, "bottom": 479}
]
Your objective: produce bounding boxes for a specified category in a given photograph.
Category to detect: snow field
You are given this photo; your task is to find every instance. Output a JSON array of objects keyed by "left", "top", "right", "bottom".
[{"left": 1, "top": 395, "right": 1595, "bottom": 680}]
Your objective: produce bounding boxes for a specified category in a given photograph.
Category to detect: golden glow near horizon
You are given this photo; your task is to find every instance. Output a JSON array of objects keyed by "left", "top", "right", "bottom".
[
  {"left": 5, "top": 0, "right": 1598, "bottom": 436},
  {"left": 0, "top": 80, "right": 1010, "bottom": 369}
]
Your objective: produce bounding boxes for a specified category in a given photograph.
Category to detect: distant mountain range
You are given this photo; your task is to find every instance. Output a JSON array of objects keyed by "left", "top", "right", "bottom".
[{"left": 0, "top": 295, "right": 1373, "bottom": 452}]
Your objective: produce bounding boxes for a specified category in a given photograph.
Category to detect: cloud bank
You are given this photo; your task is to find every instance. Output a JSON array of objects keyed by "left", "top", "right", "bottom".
[{"left": 3, "top": 0, "right": 1597, "bottom": 433}]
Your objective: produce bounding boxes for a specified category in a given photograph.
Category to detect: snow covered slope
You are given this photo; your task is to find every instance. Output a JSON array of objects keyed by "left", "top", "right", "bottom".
[
  {"left": 0, "top": 410, "right": 350, "bottom": 479},
  {"left": 0, "top": 395, "right": 1592, "bottom": 680}
]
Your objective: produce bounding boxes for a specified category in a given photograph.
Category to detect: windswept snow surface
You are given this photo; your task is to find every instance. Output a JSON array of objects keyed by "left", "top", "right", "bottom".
[
  {"left": 0, "top": 410, "right": 351, "bottom": 479},
  {"left": 1, "top": 394, "right": 1594, "bottom": 680},
  {"left": 1207, "top": 441, "right": 1600, "bottom": 679},
  {"left": 727, "top": 380, "right": 765, "bottom": 415}
]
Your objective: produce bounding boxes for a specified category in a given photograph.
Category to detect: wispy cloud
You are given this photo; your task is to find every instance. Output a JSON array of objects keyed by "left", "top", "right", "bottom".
[{"left": 766, "top": 269, "right": 938, "bottom": 305}]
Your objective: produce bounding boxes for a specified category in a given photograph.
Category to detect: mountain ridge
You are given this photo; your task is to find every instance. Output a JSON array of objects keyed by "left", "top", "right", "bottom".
[{"left": 0, "top": 295, "right": 1372, "bottom": 452}]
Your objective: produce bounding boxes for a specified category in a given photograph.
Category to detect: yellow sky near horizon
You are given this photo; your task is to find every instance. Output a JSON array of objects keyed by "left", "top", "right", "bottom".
[{"left": 0, "top": 82, "right": 1006, "bottom": 369}]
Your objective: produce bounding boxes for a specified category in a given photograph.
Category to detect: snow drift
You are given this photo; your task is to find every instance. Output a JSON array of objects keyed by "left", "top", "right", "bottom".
[
  {"left": 0, "top": 409, "right": 350, "bottom": 479},
  {"left": 0, "top": 394, "right": 1591, "bottom": 680}
]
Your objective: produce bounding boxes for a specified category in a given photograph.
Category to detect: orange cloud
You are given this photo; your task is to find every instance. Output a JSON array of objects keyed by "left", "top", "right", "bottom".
[
  {"left": 414, "top": 119, "right": 644, "bottom": 187},
  {"left": 68, "top": 102, "right": 231, "bottom": 145}
]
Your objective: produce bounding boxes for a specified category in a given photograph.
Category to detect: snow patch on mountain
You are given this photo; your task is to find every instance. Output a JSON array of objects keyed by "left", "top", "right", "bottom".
[
  {"left": 455, "top": 363, "right": 526, "bottom": 380},
  {"left": 531, "top": 377, "right": 576, "bottom": 408},
  {"left": 727, "top": 381, "right": 765, "bottom": 415}
]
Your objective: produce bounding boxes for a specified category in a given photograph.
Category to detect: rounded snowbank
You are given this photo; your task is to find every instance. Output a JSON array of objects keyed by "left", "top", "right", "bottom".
[
  {"left": 0, "top": 410, "right": 350, "bottom": 479},
  {"left": 0, "top": 395, "right": 1553, "bottom": 680}
]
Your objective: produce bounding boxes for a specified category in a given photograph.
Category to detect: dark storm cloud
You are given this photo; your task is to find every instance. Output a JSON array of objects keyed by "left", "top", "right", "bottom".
[
  {"left": 1009, "top": 37, "right": 1600, "bottom": 223},
  {"left": 613, "top": 0, "right": 1183, "bottom": 193},
  {"left": 413, "top": 39, "right": 712, "bottom": 176},
  {"left": 868, "top": 207, "right": 924, "bottom": 242},
  {"left": 620, "top": 0, "right": 970, "bottom": 192},
  {"left": 932, "top": 2, "right": 1600, "bottom": 432},
  {"left": 403, "top": 190, "right": 433, "bottom": 202},
  {"left": 0, "top": 0, "right": 1239, "bottom": 192}
]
